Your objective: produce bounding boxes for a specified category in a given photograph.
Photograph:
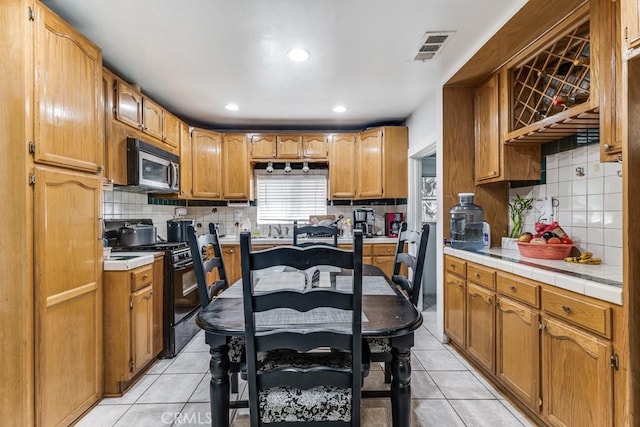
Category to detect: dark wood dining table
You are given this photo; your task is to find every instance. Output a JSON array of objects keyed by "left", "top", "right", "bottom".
[{"left": 196, "top": 264, "right": 423, "bottom": 427}]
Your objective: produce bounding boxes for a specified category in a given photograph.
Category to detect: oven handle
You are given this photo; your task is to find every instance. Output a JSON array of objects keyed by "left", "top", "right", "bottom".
[{"left": 173, "top": 261, "right": 193, "bottom": 271}]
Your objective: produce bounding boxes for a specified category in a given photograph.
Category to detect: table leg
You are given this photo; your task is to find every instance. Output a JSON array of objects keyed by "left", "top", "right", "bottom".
[
  {"left": 208, "top": 343, "right": 230, "bottom": 427},
  {"left": 390, "top": 345, "right": 412, "bottom": 427}
]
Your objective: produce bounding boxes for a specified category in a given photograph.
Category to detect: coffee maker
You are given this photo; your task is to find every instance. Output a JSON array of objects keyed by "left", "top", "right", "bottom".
[
  {"left": 353, "top": 208, "right": 374, "bottom": 237},
  {"left": 385, "top": 212, "right": 404, "bottom": 237}
]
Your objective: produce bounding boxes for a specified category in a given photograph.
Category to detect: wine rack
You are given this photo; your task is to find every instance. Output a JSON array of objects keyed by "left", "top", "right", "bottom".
[{"left": 506, "top": 12, "right": 600, "bottom": 144}]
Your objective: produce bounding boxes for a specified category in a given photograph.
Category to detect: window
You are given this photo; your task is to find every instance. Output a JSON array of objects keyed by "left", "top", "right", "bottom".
[{"left": 256, "top": 170, "right": 327, "bottom": 224}]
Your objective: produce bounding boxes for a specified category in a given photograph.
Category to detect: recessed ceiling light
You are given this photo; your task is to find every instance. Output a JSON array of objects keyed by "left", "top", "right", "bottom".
[
  {"left": 224, "top": 103, "right": 239, "bottom": 111},
  {"left": 332, "top": 105, "right": 346, "bottom": 113},
  {"left": 287, "top": 48, "right": 310, "bottom": 62}
]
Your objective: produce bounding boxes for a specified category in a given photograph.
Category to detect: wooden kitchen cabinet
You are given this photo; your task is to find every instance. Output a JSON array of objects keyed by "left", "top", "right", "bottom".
[
  {"left": 250, "top": 134, "right": 277, "bottom": 160},
  {"left": 466, "top": 282, "right": 495, "bottom": 373},
  {"left": 223, "top": 134, "right": 250, "bottom": 199},
  {"left": 328, "top": 133, "right": 357, "bottom": 199},
  {"left": 162, "top": 110, "right": 181, "bottom": 150},
  {"left": 115, "top": 79, "right": 143, "bottom": 130},
  {"left": 34, "top": 3, "right": 103, "bottom": 173},
  {"left": 474, "top": 71, "right": 540, "bottom": 184},
  {"left": 191, "top": 128, "right": 223, "bottom": 199},
  {"left": 541, "top": 316, "right": 613, "bottom": 426},
  {"left": 368, "top": 243, "right": 407, "bottom": 279},
  {"left": 152, "top": 255, "right": 164, "bottom": 356},
  {"left": 444, "top": 256, "right": 466, "bottom": 347},
  {"left": 178, "top": 121, "right": 193, "bottom": 198},
  {"left": 355, "top": 126, "right": 408, "bottom": 199},
  {"left": 103, "top": 264, "right": 155, "bottom": 395},
  {"left": 142, "top": 97, "right": 163, "bottom": 140},
  {"left": 276, "top": 135, "right": 302, "bottom": 159},
  {"left": 622, "top": 0, "right": 640, "bottom": 51},
  {"left": 34, "top": 165, "right": 103, "bottom": 426},
  {"left": 496, "top": 295, "right": 540, "bottom": 411},
  {"left": 302, "top": 134, "right": 329, "bottom": 159},
  {"left": 221, "top": 245, "right": 241, "bottom": 284}
]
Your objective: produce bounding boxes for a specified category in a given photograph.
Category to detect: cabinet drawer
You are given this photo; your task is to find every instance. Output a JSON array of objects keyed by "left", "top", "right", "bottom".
[
  {"left": 131, "top": 265, "right": 153, "bottom": 292},
  {"left": 445, "top": 255, "right": 466, "bottom": 278},
  {"left": 497, "top": 272, "right": 540, "bottom": 308},
  {"left": 542, "top": 288, "right": 611, "bottom": 338},
  {"left": 371, "top": 243, "right": 397, "bottom": 256},
  {"left": 467, "top": 263, "right": 495, "bottom": 290}
]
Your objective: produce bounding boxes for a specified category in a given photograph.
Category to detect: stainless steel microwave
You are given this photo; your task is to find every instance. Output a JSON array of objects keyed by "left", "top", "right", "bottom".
[{"left": 126, "top": 138, "right": 179, "bottom": 193}]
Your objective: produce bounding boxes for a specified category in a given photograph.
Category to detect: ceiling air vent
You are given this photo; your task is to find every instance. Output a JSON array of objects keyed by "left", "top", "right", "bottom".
[{"left": 413, "top": 31, "right": 455, "bottom": 61}]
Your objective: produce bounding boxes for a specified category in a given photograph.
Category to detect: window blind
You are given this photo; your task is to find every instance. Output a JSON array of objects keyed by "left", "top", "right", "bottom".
[{"left": 256, "top": 170, "right": 327, "bottom": 224}]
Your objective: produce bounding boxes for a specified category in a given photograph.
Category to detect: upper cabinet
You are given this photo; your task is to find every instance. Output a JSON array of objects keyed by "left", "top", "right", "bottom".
[
  {"left": 355, "top": 126, "right": 408, "bottom": 199},
  {"left": 276, "top": 135, "right": 302, "bottom": 159},
  {"left": 222, "top": 134, "right": 250, "bottom": 200},
  {"left": 302, "top": 134, "right": 329, "bottom": 159},
  {"left": 502, "top": 1, "right": 621, "bottom": 161},
  {"left": 191, "top": 128, "right": 222, "bottom": 199},
  {"left": 622, "top": 0, "right": 640, "bottom": 51},
  {"left": 113, "top": 78, "right": 180, "bottom": 155},
  {"left": 34, "top": 4, "right": 103, "bottom": 173},
  {"left": 328, "top": 133, "right": 357, "bottom": 199},
  {"left": 250, "top": 133, "right": 329, "bottom": 161},
  {"left": 178, "top": 122, "right": 193, "bottom": 199},
  {"left": 475, "top": 72, "right": 540, "bottom": 184},
  {"left": 249, "top": 134, "right": 277, "bottom": 160}
]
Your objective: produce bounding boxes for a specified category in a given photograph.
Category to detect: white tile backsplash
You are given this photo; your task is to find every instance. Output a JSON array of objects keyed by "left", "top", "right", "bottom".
[{"left": 510, "top": 143, "right": 623, "bottom": 265}]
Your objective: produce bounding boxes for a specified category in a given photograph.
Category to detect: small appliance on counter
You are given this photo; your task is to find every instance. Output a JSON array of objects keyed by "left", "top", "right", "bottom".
[
  {"left": 167, "top": 218, "right": 196, "bottom": 242},
  {"left": 353, "top": 208, "right": 375, "bottom": 237},
  {"left": 385, "top": 212, "right": 405, "bottom": 237}
]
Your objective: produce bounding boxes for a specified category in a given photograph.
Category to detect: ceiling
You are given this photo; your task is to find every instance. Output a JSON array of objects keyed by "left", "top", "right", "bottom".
[{"left": 43, "top": 0, "right": 526, "bottom": 130}]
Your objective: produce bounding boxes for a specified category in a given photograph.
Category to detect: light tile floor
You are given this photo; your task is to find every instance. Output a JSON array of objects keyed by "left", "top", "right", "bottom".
[{"left": 77, "top": 303, "right": 534, "bottom": 426}]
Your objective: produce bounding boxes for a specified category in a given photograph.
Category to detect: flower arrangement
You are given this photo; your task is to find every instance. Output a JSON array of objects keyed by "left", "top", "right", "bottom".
[{"left": 508, "top": 194, "right": 535, "bottom": 238}]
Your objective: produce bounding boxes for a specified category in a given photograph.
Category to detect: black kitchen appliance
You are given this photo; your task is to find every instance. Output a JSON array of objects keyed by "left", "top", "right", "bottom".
[
  {"left": 385, "top": 212, "right": 404, "bottom": 237},
  {"left": 124, "top": 138, "right": 180, "bottom": 194},
  {"left": 104, "top": 219, "right": 200, "bottom": 358},
  {"left": 353, "top": 208, "right": 374, "bottom": 237},
  {"left": 167, "top": 218, "right": 196, "bottom": 242}
]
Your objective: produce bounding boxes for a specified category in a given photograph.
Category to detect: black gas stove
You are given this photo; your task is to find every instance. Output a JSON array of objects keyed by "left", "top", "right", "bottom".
[{"left": 104, "top": 219, "right": 200, "bottom": 358}]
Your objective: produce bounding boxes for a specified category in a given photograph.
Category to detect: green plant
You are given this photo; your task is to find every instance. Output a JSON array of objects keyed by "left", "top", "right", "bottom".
[{"left": 508, "top": 194, "right": 535, "bottom": 238}]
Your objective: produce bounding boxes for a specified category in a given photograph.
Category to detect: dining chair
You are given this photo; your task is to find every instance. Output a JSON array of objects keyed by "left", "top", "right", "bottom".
[
  {"left": 187, "top": 224, "right": 244, "bottom": 395},
  {"left": 292, "top": 220, "right": 339, "bottom": 247},
  {"left": 239, "top": 229, "right": 369, "bottom": 426},
  {"left": 367, "top": 222, "right": 431, "bottom": 383}
]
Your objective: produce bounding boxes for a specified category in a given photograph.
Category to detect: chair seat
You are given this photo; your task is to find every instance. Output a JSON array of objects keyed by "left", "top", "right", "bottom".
[
  {"left": 259, "top": 350, "right": 352, "bottom": 371},
  {"left": 259, "top": 385, "right": 352, "bottom": 423},
  {"left": 366, "top": 337, "right": 391, "bottom": 353},
  {"left": 228, "top": 336, "right": 244, "bottom": 363}
]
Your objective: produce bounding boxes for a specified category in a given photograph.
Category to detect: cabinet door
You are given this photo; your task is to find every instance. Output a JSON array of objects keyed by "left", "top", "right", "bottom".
[
  {"left": 250, "top": 134, "right": 276, "bottom": 160},
  {"left": 131, "top": 286, "right": 154, "bottom": 371},
  {"left": 329, "top": 133, "right": 356, "bottom": 199},
  {"left": 222, "top": 245, "right": 240, "bottom": 284},
  {"left": 152, "top": 255, "right": 164, "bottom": 356},
  {"left": 475, "top": 73, "right": 501, "bottom": 182},
  {"left": 623, "top": 0, "right": 640, "bottom": 49},
  {"left": 542, "top": 316, "right": 613, "bottom": 426},
  {"left": 496, "top": 296, "right": 540, "bottom": 410},
  {"left": 356, "top": 129, "right": 384, "bottom": 198},
  {"left": 142, "top": 98, "right": 163, "bottom": 141},
  {"left": 34, "top": 4, "right": 103, "bottom": 173},
  {"left": 302, "top": 134, "right": 329, "bottom": 159},
  {"left": 179, "top": 122, "right": 192, "bottom": 198},
  {"left": 192, "top": 129, "right": 222, "bottom": 199},
  {"left": 162, "top": 111, "right": 180, "bottom": 150},
  {"left": 34, "top": 165, "right": 102, "bottom": 426},
  {"left": 223, "top": 134, "right": 250, "bottom": 199},
  {"left": 114, "top": 80, "right": 143, "bottom": 129},
  {"left": 444, "top": 273, "right": 466, "bottom": 346},
  {"left": 372, "top": 256, "right": 395, "bottom": 279},
  {"left": 277, "top": 135, "right": 302, "bottom": 159},
  {"left": 466, "top": 283, "right": 495, "bottom": 372}
]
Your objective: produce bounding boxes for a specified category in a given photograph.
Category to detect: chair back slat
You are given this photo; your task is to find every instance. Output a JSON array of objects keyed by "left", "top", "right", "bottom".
[
  {"left": 293, "top": 220, "right": 339, "bottom": 247},
  {"left": 187, "top": 225, "right": 228, "bottom": 308},
  {"left": 240, "top": 230, "right": 364, "bottom": 426}
]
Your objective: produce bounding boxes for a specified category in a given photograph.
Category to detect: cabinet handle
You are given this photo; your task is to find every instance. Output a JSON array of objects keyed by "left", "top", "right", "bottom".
[
  {"left": 509, "top": 285, "right": 516, "bottom": 292},
  {"left": 475, "top": 272, "right": 480, "bottom": 278},
  {"left": 229, "top": 249, "right": 234, "bottom": 253},
  {"left": 485, "top": 297, "right": 492, "bottom": 305},
  {"left": 603, "top": 143, "right": 611, "bottom": 151},
  {"left": 457, "top": 284, "right": 463, "bottom": 291},
  {"left": 561, "top": 305, "right": 571, "bottom": 313}
]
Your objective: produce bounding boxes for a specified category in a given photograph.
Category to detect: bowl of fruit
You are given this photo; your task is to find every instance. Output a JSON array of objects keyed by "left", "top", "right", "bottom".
[{"left": 516, "top": 227, "right": 574, "bottom": 260}]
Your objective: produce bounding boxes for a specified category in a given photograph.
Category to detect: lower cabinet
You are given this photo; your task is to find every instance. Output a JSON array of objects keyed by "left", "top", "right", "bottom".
[
  {"left": 444, "top": 255, "right": 619, "bottom": 426},
  {"left": 103, "top": 264, "right": 155, "bottom": 395},
  {"left": 222, "top": 244, "right": 241, "bottom": 285}
]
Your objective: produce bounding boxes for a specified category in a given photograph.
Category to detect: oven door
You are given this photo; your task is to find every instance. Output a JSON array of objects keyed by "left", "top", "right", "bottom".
[{"left": 172, "top": 260, "right": 200, "bottom": 324}]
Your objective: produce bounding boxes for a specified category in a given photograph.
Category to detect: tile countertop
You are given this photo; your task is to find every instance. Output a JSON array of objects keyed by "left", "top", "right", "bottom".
[
  {"left": 218, "top": 236, "right": 398, "bottom": 245},
  {"left": 444, "top": 246, "right": 623, "bottom": 305},
  {"left": 103, "top": 252, "right": 157, "bottom": 271}
]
